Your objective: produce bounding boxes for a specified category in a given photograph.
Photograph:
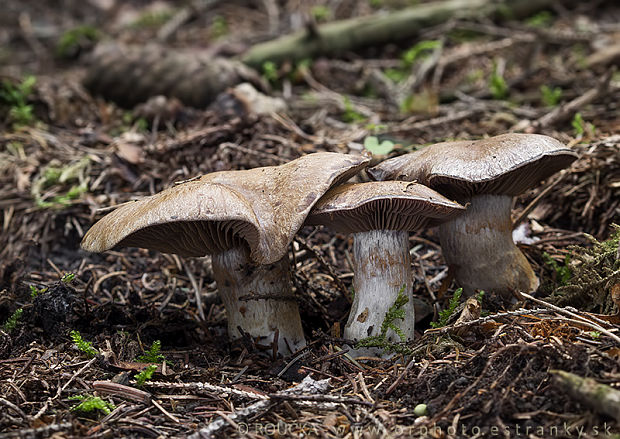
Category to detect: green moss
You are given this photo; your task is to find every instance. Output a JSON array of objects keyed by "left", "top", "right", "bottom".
[
  {"left": 137, "top": 340, "right": 165, "bottom": 364},
  {"left": 56, "top": 26, "right": 100, "bottom": 58},
  {"left": 135, "top": 364, "right": 158, "bottom": 386},
  {"left": 69, "top": 394, "right": 115, "bottom": 416},
  {"left": 431, "top": 288, "right": 463, "bottom": 328},
  {"left": 0, "top": 75, "right": 37, "bottom": 127},
  {"left": 552, "top": 225, "right": 620, "bottom": 312},
  {"left": 70, "top": 330, "right": 99, "bottom": 358},
  {"left": 356, "top": 285, "right": 412, "bottom": 355},
  {"left": 2, "top": 308, "right": 23, "bottom": 332}
]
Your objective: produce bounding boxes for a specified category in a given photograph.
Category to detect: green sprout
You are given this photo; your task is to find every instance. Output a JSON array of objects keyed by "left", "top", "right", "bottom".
[
  {"left": 137, "top": 340, "right": 165, "bottom": 364},
  {"left": 262, "top": 61, "right": 278, "bottom": 84},
  {"left": 588, "top": 331, "right": 601, "bottom": 340},
  {"left": 2, "top": 308, "right": 23, "bottom": 332},
  {"left": 56, "top": 25, "right": 100, "bottom": 58},
  {"left": 572, "top": 112, "right": 595, "bottom": 138},
  {"left": 0, "top": 75, "right": 37, "bottom": 127},
  {"left": 402, "top": 40, "right": 441, "bottom": 68},
  {"left": 30, "top": 285, "right": 48, "bottom": 298},
  {"left": 476, "top": 290, "right": 485, "bottom": 304},
  {"left": 135, "top": 364, "right": 158, "bottom": 386},
  {"left": 70, "top": 330, "right": 99, "bottom": 358},
  {"left": 363, "top": 136, "right": 395, "bottom": 155},
  {"left": 489, "top": 63, "right": 508, "bottom": 100},
  {"left": 342, "top": 97, "right": 366, "bottom": 123},
  {"left": 430, "top": 288, "right": 463, "bottom": 328},
  {"left": 69, "top": 394, "right": 115, "bottom": 416},
  {"left": 356, "top": 285, "right": 412, "bottom": 354},
  {"left": 540, "top": 85, "right": 562, "bottom": 107},
  {"left": 131, "top": 10, "right": 174, "bottom": 29},
  {"left": 311, "top": 5, "right": 331, "bottom": 22},
  {"left": 31, "top": 156, "right": 90, "bottom": 209},
  {"left": 61, "top": 273, "right": 76, "bottom": 283},
  {"left": 211, "top": 16, "right": 229, "bottom": 39},
  {"left": 526, "top": 11, "right": 553, "bottom": 28},
  {"left": 543, "top": 252, "right": 572, "bottom": 286}
]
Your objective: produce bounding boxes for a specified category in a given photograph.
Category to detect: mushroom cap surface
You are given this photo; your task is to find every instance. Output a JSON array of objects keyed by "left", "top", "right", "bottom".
[
  {"left": 306, "top": 181, "right": 465, "bottom": 234},
  {"left": 368, "top": 134, "right": 577, "bottom": 200},
  {"left": 81, "top": 152, "right": 369, "bottom": 264}
]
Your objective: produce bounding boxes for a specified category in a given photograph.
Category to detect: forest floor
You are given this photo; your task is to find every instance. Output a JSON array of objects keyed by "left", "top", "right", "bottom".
[{"left": 0, "top": 0, "right": 619, "bottom": 438}]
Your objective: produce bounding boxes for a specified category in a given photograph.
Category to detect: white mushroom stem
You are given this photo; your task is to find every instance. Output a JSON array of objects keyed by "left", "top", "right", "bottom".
[
  {"left": 438, "top": 194, "right": 539, "bottom": 299},
  {"left": 211, "top": 247, "right": 306, "bottom": 355},
  {"left": 346, "top": 230, "right": 415, "bottom": 354}
]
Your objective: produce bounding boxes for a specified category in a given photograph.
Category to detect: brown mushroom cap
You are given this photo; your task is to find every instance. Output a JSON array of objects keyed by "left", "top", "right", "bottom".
[
  {"left": 306, "top": 181, "right": 465, "bottom": 234},
  {"left": 81, "top": 152, "right": 369, "bottom": 264},
  {"left": 368, "top": 134, "right": 578, "bottom": 200}
]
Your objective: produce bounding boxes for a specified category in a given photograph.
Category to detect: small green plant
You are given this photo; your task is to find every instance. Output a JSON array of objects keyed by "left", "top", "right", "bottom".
[
  {"left": 369, "top": 0, "right": 383, "bottom": 8},
  {"left": 356, "top": 285, "right": 412, "bottom": 354},
  {"left": 364, "top": 123, "right": 388, "bottom": 133},
  {"left": 131, "top": 10, "right": 174, "bottom": 29},
  {"left": 342, "top": 97, "right": 366, "bottom": 123},
  {"left": 311, "top": 5, "right": 331, "bottom": 22},
  {"left": 489, "top": 63, "right": 508, "bottom": 100},
  {"left": 552, "top": 225, "right": 619, "bottom": 312},
  {"left": 384, "top": 68, "right": 407, "bottom": 83},
  {"left": 476, "top": 290, "right": 485, "bottom": 304},
  {"left": 31, "top": 156, "right": 90, "bottom": 209},
  {"left": 540, "top": 85, "right": 562, "bottom": 107},
  {"left": 363, "top": 136, "right": 395, "bottom": 155},
  {"left": 430, "top": 288, "right": 463, "bottom": 328},
  {"left": 211, "top": 16, "right": 229, "bottom": 39},
  {"left": 137, "top": 340, "right": 165, "bottom": 363},
  {"left": 262, "top": 61, "right": 279, "bottom": 84},
  {"left": 56, "top": 25, "right": 100, "bottom": 58},
  {"left": 30, "top": 285, "right": 48, "bottom": 298},
  {"left": 572, "top": 112, "right": 595, "bottom": 137},
  {"left": 61, "top": 273, "right": 75, "bottom": 283},
  {"left": 0, "top": 75, "right": 37, "bottom": 127},
  {"left": 543, "top": 252, "right": 572, "bottom": 286},
  {"left": 401, "top": 40, "right": 441, "bottom": 67},
  {"left": 69, "top": 394, "right": 115, "bottom": 416},
  {"left": 2, "top": 308, "right": 23, "bottom": 332},
  {"left": 70, "top": 330, "right": 99, "bottom": 358},
  {"left": 135, "top": 364, "right": 158, "bottom": 386},
  {"left": 588, "top": 331, "right": 601, "bottom": 340},
  {"left": 383, "top": 40, "right": 441, "bottom": 84},
  {"left": 526, "top": 11, "right": 553, "bottom": 28}
]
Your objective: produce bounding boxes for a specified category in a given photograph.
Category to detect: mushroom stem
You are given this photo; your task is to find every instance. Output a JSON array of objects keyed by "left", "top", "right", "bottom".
[
  {"left": 438, "top": 194, "right": 539, "bottom": 299},
  {"left": 346, "top": 230, "right": 415, "bottom": 354},
  {"left": 211, "top": 247, "right": 306, "bottom": 355}
]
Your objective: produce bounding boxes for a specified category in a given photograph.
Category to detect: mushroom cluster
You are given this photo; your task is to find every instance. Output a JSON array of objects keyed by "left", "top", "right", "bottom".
[
  {"left": 82, "top": 152, "right": 369, "bottom": 355},
  {"left": 369, "top": 133, "right": 577, "bottom": 300},
  {"left": 82, "top": 133, "right": 576, "bottom": 359}
]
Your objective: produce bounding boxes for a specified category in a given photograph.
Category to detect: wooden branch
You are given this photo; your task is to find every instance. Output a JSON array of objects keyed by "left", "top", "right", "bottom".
[
  {"left": 551, "top": 370, "right": 620, "bottom": 422},
  {"left": 241, "top": 0, "right": 559, "bottom": 68}
]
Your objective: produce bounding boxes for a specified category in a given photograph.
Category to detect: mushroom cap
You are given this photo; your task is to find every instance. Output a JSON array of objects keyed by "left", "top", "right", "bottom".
[
  {"left": 306, "top": 181, "right": 465, "bottom": 234},
  {"left": 368, "top": 134, "right": 577, "bottom": 200},
  {"left": 81, "top": 152, "right": 369, "bottom": 264}
]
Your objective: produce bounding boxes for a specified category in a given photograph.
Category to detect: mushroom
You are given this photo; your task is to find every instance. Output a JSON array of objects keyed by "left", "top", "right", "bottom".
[
  {"left": 368, "top": 133, "right": 578, "bottom": 300},
  {"left": 306, "top": 181, "right": 464, "bottom": 355},
  {"left": 81, "top": 152, "right": 369, "bottom": 355}
]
